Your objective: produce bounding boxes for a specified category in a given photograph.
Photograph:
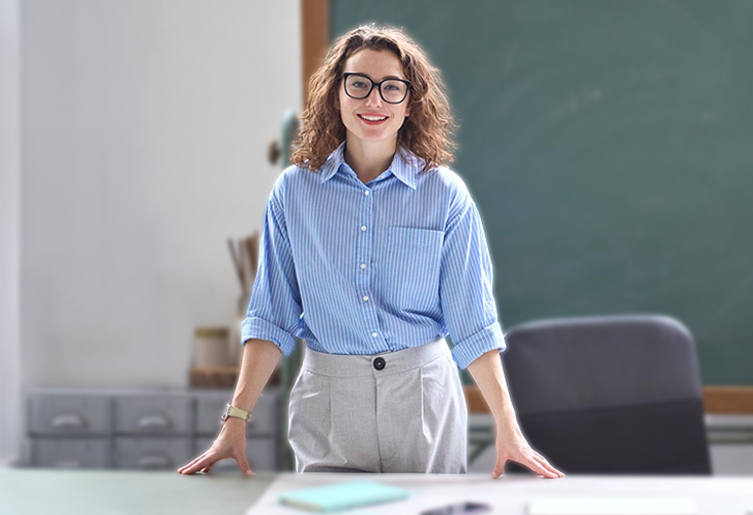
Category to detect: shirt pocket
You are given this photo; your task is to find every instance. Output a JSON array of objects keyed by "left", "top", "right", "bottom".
[{"left": 381, "top": 227, "right": 444, "bottom": 312}]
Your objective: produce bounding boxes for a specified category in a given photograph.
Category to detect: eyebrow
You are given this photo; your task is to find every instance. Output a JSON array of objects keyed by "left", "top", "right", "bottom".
[{"left": 347, "top": 72, "right": 406, "bottom": 81}]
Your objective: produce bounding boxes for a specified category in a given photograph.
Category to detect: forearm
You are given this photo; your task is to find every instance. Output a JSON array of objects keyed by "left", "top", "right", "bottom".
[
  {"left": 230, "top": 338, "right": 283, "bottom": 412},
  {"left": 466, "top": 349, "right": 520, "bottom": 428},
  {"left": 467, "top": 349, "right": 564, "bottom": 478}
]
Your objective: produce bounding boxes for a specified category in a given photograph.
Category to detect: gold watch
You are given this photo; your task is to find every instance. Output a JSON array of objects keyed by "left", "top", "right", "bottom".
[{"left": 221, "top": 403, "right": 253, "bottom": 423}]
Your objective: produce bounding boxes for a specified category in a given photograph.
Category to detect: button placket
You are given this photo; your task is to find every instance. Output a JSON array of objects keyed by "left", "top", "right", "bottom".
[{"left": 358, "top": 185, "right": 380, "bottom": 341}]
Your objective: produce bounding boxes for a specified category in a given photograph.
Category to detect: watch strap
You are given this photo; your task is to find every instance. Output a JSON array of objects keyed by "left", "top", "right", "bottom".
[{"left": 222, "top": 403, "right": 253, "bottom": 423}]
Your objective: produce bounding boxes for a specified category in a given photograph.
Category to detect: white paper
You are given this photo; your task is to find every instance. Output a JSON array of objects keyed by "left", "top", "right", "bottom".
[{"left": 528, "top": 496, "right": 698, "bottom": 515}]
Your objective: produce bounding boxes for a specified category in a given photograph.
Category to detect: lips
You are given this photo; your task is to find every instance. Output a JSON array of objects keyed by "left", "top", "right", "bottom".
[{"left": 357, "top": 113, "right": 389, "bottom": 125}]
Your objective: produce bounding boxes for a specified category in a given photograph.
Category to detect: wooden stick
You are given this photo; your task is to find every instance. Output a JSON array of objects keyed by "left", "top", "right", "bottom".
[
  {"left": 237, "top": 240, "right": 248, "bottom": 298},
  {"left": 227, "top": 238, "right": 246, "bottom": 295},
  {"left": 250, "top": 231, "right": 259, "bottom": 275},
  {"left": 245, "top": 236, "right": 256, "bottom": 291}
]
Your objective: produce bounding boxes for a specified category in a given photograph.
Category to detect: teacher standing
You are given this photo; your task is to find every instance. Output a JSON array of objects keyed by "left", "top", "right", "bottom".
[{"left": 178, "top": 24, "right": 563, "bottom": 478}]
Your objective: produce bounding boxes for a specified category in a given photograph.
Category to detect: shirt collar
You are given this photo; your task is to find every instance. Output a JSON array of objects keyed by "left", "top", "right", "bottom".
[{"left": 317, "top": 141, "right": 424, "bottom": 190}]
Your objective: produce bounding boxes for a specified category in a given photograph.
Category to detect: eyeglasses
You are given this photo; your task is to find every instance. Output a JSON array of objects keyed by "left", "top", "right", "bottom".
[{"left": 342, "top": 73, "right": 412, "bottom": 104}]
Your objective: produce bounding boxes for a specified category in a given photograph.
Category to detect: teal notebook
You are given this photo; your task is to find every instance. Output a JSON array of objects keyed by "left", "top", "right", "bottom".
[{"left": 278, "top": 480, "right": 411, "bottom": 512}]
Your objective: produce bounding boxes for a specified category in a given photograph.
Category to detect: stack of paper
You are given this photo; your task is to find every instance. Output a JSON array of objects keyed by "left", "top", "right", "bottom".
[{"left": 279, "top": 480, "right": 411, "bottom": 513}]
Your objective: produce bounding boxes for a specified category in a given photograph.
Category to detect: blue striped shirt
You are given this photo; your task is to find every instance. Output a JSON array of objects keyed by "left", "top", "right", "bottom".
[{"left": 241, "top": 141, "right": 506, "bottom": 369}]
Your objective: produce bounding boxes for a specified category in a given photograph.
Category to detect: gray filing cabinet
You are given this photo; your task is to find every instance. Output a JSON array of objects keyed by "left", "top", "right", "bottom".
[{"left": 26, "top": 387, "right": 281, "bottom": 471}]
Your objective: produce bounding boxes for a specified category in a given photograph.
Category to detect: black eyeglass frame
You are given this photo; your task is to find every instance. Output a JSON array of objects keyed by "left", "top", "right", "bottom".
[{"left": 341, "top": 72, "right": 412, "bottom": 104}]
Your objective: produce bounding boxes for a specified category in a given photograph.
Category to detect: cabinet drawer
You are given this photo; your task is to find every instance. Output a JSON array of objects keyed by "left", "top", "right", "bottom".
[
  {"left": 114, "top": 437, "right": 193, "bottom": 470},
  {"left": 195, "top": 436, "right": 277, "bottom": 471},
  {"left": 195, "top": 389, "right": 279, "bottom": 436},
  {"left": 710, "top": 444, "right": 753, "bottom": 475},
  {"left": 28, "top": 393, "right": 111, "bottom": 436},
  {"left": 115, "top": 395, "right": 191, "bottom": 435},
  {"left": 30, "top": 438, "right": 111, "bottom": 468}
]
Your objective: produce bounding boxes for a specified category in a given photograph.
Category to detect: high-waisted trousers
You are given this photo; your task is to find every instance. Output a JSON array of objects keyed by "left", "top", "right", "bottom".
[{"left": 287, "top": 337, "right": 468, "bottom": 473}]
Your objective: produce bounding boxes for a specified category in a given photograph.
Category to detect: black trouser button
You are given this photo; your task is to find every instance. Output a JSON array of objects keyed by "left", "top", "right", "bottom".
[{"left": 373, "top": 357, "right": 386, "bottom": 370}]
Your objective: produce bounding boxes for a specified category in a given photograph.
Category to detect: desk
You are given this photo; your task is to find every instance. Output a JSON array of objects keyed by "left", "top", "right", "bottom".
[
  {"left": 1, "top": 469, "right": 751, "bottom": 515},
  {"left": 0, "top": 469, "right": 274, "bottom": 515}
]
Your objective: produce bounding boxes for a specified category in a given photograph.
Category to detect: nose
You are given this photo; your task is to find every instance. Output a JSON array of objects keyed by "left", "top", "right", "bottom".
[{"left": 364, "top": 85, "right": 383, "bottom": 108}]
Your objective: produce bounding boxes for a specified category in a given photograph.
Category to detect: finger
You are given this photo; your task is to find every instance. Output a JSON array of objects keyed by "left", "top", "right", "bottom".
[
  {"left": 180, "top": 453, "right": 217, "bottom": 475},
  {"left": 200, "top": 463, "right": 214, "bottom": 474},
  {"left": 491, "top": 456, "right": 507, "bottom": 479},
  {"left": 235, "top": 453, "right": 254, "bottom": 476},
  {"left": 525, "top": 454, "right": 560, "bottom": 478},
  {"left": 177, "top": 455, "right": 205, "bottom": 474},
  {"left": 532, "top": 452, "right": 565, "bottom": 477}
]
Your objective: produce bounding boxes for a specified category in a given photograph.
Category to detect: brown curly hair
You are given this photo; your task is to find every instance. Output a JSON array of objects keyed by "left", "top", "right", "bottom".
[{"left": 290, "top": 23, "right": 457, "bottom": 173}]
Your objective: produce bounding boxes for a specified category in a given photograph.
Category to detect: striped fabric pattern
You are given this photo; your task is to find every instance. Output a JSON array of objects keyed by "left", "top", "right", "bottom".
[{"left": 241, "top": 141, "right": 506, "bottom": 369}]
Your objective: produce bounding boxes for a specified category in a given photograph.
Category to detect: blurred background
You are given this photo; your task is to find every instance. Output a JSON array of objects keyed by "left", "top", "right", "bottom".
[{"left": 1, "top": 0, "right": 752, "bottom": 475}]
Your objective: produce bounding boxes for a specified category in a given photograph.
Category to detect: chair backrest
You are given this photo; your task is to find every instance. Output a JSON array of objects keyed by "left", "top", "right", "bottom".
[{"left": 501, "top": 314, "right": 711, "bottom": 475}]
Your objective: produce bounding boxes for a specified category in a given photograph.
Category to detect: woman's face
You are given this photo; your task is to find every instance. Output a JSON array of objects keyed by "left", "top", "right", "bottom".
[{"left": 337, "top": 48, "right": 411, "bottom": 146}]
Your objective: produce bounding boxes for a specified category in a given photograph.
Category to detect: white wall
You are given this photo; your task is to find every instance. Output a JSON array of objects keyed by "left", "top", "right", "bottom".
[
  {"left": 0, "top": 0, "right": 22, "bottom": 465},
  {"left": 20, "top": 0, "right": 301, "bottom": 392}
]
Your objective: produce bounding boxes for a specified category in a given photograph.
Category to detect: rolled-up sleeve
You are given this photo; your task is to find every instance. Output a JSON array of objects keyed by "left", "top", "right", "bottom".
[
  {"left": 241, "top": 185, "right": 302, "bottom": 356},
  {"left": 439, "top": 186, "right": 506, "bottom": 369}
]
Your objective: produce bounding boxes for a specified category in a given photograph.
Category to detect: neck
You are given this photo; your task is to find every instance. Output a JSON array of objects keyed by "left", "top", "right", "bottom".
[{"left": 343, "top": 134, "right": 398, "bottom": 184}]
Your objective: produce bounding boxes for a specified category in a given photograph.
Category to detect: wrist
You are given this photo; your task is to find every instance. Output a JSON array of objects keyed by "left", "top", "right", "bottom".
[
  {"left": 223, "top": 417, "right": 247, "bottom": 428},
  {"left": 488, "top": 391, "right": 513, "bottom": 412},
  {"left": 221, "top": 403, "right": 253, "bottom": 424},
  {"left": 492, "top": 401, "right": 520, "bottom": 426}
]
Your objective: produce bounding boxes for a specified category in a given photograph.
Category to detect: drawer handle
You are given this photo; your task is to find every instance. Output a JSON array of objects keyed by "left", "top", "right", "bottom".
[
  {"left": 138, "top": 454, "right": 171, "bottom": 469},
  {"left": 137, "top": 414, "right": 170, "bottom": 430},
  {"left": 50, "top": 413, "right": 87, "bottom": 430}
]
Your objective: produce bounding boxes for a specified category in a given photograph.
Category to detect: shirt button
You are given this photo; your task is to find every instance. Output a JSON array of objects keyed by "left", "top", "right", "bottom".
[
  {"left": 371, "top": 332, "right": 378, "bottom": 338},
  {"left": 361, "top": 225, "right": 367, "bottom": 232},
  {"left": 364, "top": 190, "right": 370, "bottom": 196},
  {"left": 360, "top": 263, "right": 366, "bottom": 269},
  {"left": 373, "top": 357, "right": 386, "bottom": 371},
  {"left": 363, "top": 295, "right": 369, "bottom": 302}
]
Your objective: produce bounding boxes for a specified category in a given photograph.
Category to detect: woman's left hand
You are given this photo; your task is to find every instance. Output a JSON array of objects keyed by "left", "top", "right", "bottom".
[{"left": 492, "top": 421, "right": 565, "bottom": 479}]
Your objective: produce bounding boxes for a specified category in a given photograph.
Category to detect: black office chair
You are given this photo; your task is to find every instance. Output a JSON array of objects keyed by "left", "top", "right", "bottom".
[{"left": 501, "top": 315, "right": 712, "bottom": 475}]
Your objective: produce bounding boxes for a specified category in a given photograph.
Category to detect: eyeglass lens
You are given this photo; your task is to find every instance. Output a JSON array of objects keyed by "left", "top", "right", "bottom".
[{"left": 345, "top": 75, "right": 408, "bottom": 103}]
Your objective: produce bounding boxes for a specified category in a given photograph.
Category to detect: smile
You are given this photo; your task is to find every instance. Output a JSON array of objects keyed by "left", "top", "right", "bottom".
[{"left": 357, "top": 114, "right": 389, "bottom": 125}]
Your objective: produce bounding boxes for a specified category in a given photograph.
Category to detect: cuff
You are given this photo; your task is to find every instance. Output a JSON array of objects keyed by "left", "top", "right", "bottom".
[
  {"left": 450, "top": 321, "right": 506, "bottom": 369},
  {"left": 241, "top": 317, "right": 297, "bottom": 356}
]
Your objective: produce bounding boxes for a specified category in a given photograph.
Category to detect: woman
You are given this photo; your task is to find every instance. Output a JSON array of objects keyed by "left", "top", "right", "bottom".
[{"left": 178, "top": 24, "right": 563, "bottom": 478}]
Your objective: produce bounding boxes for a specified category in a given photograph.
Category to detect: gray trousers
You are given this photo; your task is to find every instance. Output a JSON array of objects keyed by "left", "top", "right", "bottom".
[{"left": 287, "top": 337, "right": 468, "bottom": 473}]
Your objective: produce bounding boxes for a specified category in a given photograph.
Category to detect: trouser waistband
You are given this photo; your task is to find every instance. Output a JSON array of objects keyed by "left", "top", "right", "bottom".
[{"left": 302, "top": 336, "right": 449, "bottom": 377}]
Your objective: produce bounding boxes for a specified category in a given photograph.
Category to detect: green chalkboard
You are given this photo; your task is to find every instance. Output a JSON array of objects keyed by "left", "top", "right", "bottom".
[{"left": 330, "top": 0, "right": 753, "bottom": 385}]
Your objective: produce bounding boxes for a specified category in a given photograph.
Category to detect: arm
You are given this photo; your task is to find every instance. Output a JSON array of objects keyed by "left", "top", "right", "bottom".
[
  {"left": 467, "top": 349, "right": 564, "bottom": 478},
  {"left": 177, "top": 338, "right": 282, "bottom": 476},
  {"left": 437, "top": 176, "right": 562, "bottom": 478},
  {"left": 179, "top": 177, "right": 300, "bottom": 476},
  {"left": 230, "top": 338, "right": 282, "bottom": 414}
]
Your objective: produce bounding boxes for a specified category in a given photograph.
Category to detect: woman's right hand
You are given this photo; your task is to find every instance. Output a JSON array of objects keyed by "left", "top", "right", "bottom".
[{"left": 176, "top": 418, "right": 253, "bottom": 475}]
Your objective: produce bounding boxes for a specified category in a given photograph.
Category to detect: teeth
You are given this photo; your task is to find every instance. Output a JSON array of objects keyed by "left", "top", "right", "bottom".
[{"left": 360, "top": 115, "right": 387, "bottom": 121}]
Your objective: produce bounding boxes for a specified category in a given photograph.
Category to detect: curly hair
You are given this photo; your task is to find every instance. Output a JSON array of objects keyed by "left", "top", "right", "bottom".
[{"left": 290, "top": 23, "right": 457, "bottom": 173}]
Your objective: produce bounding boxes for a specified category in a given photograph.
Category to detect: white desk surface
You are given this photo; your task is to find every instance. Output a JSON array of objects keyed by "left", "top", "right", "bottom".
[
  {"left": 249, "top": 473, "right": 753, "bottom": 515},
  {"left": 1, "top": 469, "right": 751, "bottom": 515}
]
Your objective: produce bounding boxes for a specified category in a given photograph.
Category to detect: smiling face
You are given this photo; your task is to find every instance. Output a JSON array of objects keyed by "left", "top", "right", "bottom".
[{"left": 336, "top": 48, "right": 411, "bottom": 148}]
